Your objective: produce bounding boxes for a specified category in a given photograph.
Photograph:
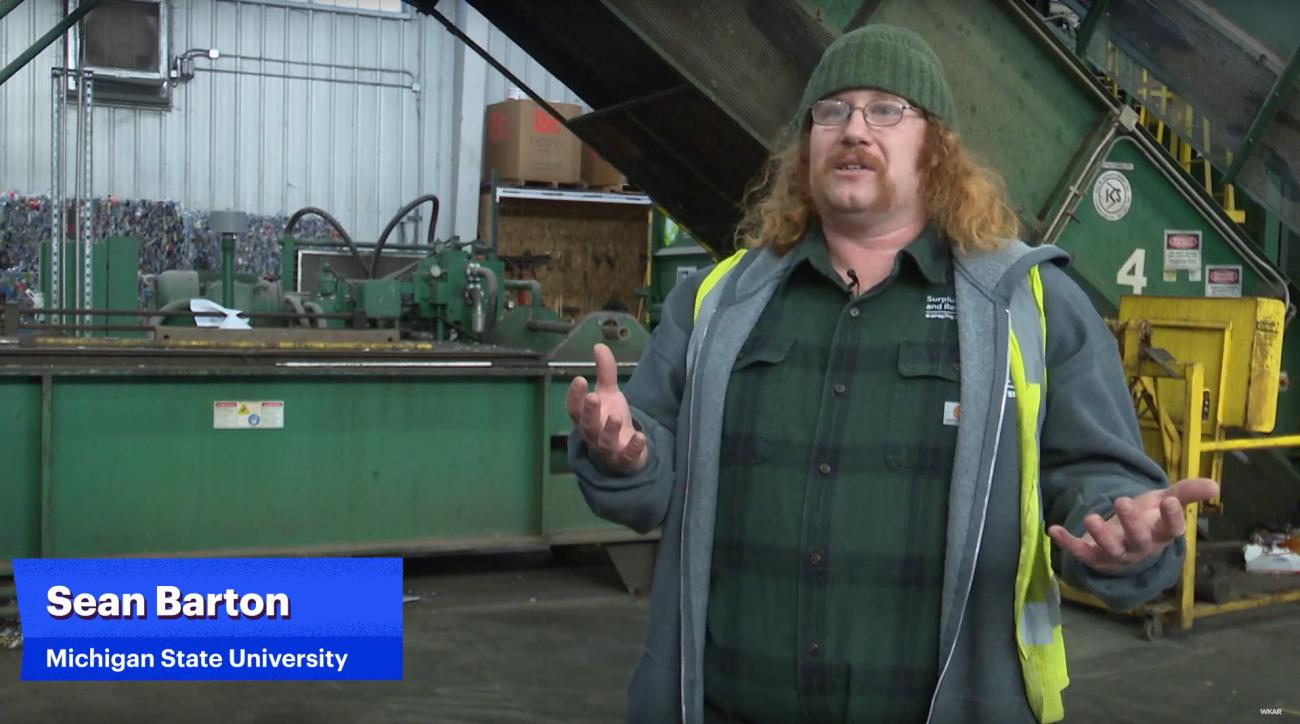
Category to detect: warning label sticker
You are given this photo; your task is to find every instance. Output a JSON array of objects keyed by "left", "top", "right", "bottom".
[
  {"left": 1163, "top": 230, "right": 1203, "bottom": 282},
  {"left": 1204, "top": 265, "right": 1242, "bottom": 298},
  {"left": 214, "top": 401, "right": 285, "bottom": 430}
]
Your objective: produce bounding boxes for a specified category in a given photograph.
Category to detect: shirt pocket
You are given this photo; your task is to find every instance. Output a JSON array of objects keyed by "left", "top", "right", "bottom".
[
  {"left": 726, "top": 335, "right": 795, "bottom": 464},
  {"left": 886, "top": 339, "right": 962, "bottom": 476},
  {"left": 732, "top": 334, "right": 794, "bottom": 372}
]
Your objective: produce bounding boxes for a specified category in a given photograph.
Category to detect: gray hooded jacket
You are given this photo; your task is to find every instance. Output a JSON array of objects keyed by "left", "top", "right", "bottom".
[{"left": 570, "top": 240, "right": 1183, "bottom": 723}]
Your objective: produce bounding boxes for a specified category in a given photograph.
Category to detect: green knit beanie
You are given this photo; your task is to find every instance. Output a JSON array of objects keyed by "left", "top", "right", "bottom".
[{"left": 795, "top": 24, "right": 956, "bottom": 131}]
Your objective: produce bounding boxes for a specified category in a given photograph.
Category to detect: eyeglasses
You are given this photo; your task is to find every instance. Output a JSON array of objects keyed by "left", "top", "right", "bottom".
[{"left": 810, "top": 99, "right": 919, "bottom": 128}]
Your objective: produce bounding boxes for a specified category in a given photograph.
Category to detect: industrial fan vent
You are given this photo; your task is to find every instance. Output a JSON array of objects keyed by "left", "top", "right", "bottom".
[
  {"left": 84, "top": 0, "right": 163, "bottom": 74},
  {"left": 67, "top": 0, "right": 172, "bottom": 108}
]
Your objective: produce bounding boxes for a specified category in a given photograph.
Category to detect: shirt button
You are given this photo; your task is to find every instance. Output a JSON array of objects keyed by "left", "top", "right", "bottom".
[
  {"left": 808, "top": 550, "right": 824, "bottom": 566},
  {"left": 848, "top": 308, "right": 861, "bottom": 319},
  {"left": 806, "top": 641, "right": 821, "bottom": 656},
  {"left": 833, "top": 383, "right": 846, "bottom": 396},
  {"left": 818, "top": 462, "right": 832, "bottom": 476}
]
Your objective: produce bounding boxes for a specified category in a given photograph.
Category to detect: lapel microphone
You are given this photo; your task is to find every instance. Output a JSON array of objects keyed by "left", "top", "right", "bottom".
[{"left": 846, "top": 268, "right": 860, "bottom": 294}]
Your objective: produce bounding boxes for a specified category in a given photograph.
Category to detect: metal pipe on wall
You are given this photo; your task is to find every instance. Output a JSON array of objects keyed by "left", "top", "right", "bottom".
[{"left": 185, "top": 52, "right": 419, "bottom": 97}]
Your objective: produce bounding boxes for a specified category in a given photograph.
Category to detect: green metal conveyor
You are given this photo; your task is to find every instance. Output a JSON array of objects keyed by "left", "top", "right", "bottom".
[
  {"left": 447, "top": 0, "right": 1300, "bottom": 536},
  {"left": 454, "top": 0, "right": 1294, "bottom": 306},
  {"left": 456, "top": 0, "right": 1298, "bottom": 390}
]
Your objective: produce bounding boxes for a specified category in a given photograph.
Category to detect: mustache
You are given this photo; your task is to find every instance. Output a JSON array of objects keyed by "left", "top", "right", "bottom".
[{"left": 823, "top": 148, "right": 885, "bottom": 176}]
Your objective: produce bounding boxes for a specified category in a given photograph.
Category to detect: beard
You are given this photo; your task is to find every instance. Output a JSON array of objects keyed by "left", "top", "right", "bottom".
[{"left": 811, "top": 147, "right": 897, "bottom": 216}]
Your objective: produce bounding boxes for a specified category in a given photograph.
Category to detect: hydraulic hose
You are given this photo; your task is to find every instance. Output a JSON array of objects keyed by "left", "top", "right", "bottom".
[
  {"left": 285, "top": 206, "right": 370, "bottom": 280},
  {"left": 369, "top": 195, "right": 440, "bottom": 279}
]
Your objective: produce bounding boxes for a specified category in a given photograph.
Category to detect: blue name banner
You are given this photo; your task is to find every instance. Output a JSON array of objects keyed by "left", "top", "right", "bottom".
[{"left": 12, "top": 558, "right": 402, "bottom": 681}]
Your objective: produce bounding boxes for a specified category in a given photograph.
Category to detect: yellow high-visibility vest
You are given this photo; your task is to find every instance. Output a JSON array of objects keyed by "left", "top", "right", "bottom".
[{"left": 693, "top": 249, "right": 1069, "bottom": 723}]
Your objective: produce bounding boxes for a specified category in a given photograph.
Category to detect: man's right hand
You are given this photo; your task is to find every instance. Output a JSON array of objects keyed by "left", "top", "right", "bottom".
[{"left": 565, "top": 343, "right": 648, "bottom": 474}]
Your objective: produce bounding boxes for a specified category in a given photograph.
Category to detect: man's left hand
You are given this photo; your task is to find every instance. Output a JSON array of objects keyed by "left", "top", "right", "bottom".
[{"left": 1047, "top": 478, "right": 1220, "bottom": 575}]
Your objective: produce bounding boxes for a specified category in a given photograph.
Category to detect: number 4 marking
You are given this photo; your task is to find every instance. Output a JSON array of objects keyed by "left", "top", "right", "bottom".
[{"left": 1117, "top": 249, "right": 1148, "bottom": 295}]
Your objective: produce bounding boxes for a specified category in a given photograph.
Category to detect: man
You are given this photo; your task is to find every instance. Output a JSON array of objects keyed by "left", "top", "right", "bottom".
[{"left": 566, "top": 25, "right": 1218, "bottom": 724}]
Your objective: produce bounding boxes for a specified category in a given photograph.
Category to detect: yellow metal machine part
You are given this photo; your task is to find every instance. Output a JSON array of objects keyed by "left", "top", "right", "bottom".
[
  {"left": 1060, "top": 295, "right": 1300, "bottom": 640},
  {"left": 1116, "top": 295, "right": 1284, "bottom": 433}
]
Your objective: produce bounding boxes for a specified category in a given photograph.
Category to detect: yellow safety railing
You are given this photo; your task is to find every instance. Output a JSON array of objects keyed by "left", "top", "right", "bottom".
[{"left": 1101, "top": 41, "right": 1246, "bottom": 224}]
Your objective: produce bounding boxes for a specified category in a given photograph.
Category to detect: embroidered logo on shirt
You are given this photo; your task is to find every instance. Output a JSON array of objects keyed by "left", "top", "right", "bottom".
[{"left": 925, "top": 295, "right": 956, "bottom": 320}]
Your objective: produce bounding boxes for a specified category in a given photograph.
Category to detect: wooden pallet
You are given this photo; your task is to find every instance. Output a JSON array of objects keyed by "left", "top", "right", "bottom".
[{"left": 490, "top": 179, "right": 589, "bottom": 191}]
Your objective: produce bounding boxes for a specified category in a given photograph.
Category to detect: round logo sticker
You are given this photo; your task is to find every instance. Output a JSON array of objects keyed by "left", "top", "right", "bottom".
[
  {"left": 1093, "top": 170, "right": 1132, "bottom": 222},
  {"left": 248, "top": 414, "right": 261, "bottom": 427}
]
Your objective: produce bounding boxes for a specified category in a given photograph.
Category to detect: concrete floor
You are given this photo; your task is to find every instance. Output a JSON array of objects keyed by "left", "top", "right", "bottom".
[{"left": 1, "top": 547, "right": 1298, "bottom": 724}]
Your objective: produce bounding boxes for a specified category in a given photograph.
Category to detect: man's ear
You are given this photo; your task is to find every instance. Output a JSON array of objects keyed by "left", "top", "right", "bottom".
[{"left": 919, "top": 121, "right": 945, "bottom": 172}]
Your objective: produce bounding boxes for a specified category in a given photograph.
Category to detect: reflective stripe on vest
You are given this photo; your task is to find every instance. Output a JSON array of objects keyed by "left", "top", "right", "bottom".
[
  {"left": 687, "top": 249, "right": 749, "bottom": 379},
  {"left": 693, "top": 259, "right": 1069, "bottom": 724},
  {"left": 693, "top": 249, "right": 748, "bottom": 321},
  {"left": 1008, "top": 264, "right": 1069, "bottom": 724}
]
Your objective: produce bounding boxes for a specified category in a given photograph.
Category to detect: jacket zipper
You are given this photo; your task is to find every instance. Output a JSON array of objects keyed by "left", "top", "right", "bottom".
[{"left": 925, "top": 307, "right": 1011, "bottom": 724}]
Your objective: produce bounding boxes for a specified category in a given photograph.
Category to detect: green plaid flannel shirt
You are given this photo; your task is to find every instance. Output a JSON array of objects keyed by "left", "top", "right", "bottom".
[{"left": 704, "top": 226, "right": 960, "bottom": 724}]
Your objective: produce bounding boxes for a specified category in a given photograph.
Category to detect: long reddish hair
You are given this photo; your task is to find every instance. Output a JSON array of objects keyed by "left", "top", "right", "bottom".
[{"left": 734, "top": 120, "right": 1019, "bottom": 256}]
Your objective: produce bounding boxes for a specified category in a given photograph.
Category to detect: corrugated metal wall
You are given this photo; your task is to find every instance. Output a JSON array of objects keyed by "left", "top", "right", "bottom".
[{"left": 0, "top": 0, "right": 582, "bottom": 242}]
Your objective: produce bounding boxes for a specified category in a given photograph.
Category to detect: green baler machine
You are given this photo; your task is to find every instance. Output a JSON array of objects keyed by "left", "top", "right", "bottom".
[{"left": 1, "top": 204, "right": 654, "bottom": 569}]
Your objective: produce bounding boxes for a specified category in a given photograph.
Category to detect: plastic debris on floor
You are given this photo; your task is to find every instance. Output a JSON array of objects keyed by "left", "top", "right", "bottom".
[{"left": 1245, "top": 530, "right": 1300, "bottom": 574}]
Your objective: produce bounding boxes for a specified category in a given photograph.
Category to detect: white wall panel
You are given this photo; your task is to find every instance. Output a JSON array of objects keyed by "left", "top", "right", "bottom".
[{"left": 0, "top": 0, "right": 582, "bottom": 245}]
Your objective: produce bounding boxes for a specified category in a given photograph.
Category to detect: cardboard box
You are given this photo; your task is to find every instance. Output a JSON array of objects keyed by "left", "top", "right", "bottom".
[
  {"left": 482, "top": 100, "right": 583, "bottom": 185},
  {"left": 581, "top": 145, "right": 626, "bottom": 189}
]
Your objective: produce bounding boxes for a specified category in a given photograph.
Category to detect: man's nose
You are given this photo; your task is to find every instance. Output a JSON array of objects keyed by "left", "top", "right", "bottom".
[{"left": 840, "top": 110, "right": 877, "bottom": 145}]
